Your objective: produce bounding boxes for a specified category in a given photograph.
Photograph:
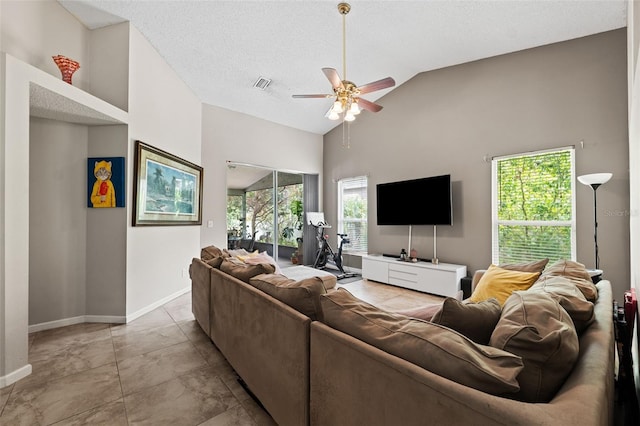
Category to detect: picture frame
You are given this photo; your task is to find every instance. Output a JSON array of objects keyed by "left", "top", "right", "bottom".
[
  {"left": 87, "top": 157, "right": 126, "bottom": 208},
  {"left": 132, "top": 140, "right": 203, "bottom": 226}
]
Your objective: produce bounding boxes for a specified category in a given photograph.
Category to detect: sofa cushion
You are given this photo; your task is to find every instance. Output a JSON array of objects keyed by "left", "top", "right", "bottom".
[
  {"left": 469, "top": 264, "right": 540, "bottom": 305},
  {"left": 224, "top": 248, "right": 253, "bottom": 257},
  {"left": 489, "top": 291, "right": 579, "bottom": 403},
  {"left": 249, "top": 273, "right": 327, "bottom": 320},
  {"left": 205, "top": 256, "right": 224, "bottom": 269},
  {"left": 201, "top": 245, "right": 225, "bottom": 261},
  {"left": 471, "top": 259, "right": 549, "bottom": 291},
  {"left": 320, "top": 289, "right": 524, "bottom": 396},
  {"left": 280, "top": 265, "right": 338, "bottom": 290},
  {"left": 431, "top": 297, "right": 501, "bottom": 345},
  {"left": 237, "top": 250, "right": 282, "bottom": 275},
  {"left": 540, "top": 259, "right": 598, "bottom": 301},
  {"left": 220, "top": 259, "right": 275, "bottom": 283},
  {"left": 499, "top": 258, "right": 549, "bottom": 274},
  {"left": 528, "top": 275, "right": 595, "bottom": 334},
  {"left": 394, "top": 303, "right": 443, "bottom": 321}
]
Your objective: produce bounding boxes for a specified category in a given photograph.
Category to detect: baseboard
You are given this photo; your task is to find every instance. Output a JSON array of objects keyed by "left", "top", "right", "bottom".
[
  {"left": 126, "top": 285, "right": 191, "bottom": 323},
  {"left": 28, "top": 314, "right": 127, "bottom": 333},
  {"left": 0, "top": 363, "right": 32, "bottom": 388},
  {"left": 84, "top": 315, "right": 127, "bottom": 324},
  {"left": 28, "top": 316, "right": 86, "bottom": 333},
  {"left": 27, "top": 286, "right": 189, "bottom": 333}
]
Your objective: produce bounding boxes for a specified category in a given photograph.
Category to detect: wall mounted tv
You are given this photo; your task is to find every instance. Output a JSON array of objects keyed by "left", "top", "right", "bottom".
[{"left": 376, "top": 174, "right": 452, "bottom": 225}]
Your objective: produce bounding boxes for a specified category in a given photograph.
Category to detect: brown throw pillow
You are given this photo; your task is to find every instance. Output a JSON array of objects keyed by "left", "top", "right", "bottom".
[
  {"left": 431, "top": 298, "right": 501, "bottom": 345},
  {"left": 528, "top": 275, "right": 595, "bottom": 334},
  {"left": 540, "top": 259, "right": 598, "bottom": 301},
  {"left": 489, "top": 291, "right": 579, "bottom": 403},
  {"left": 201, "top": 245, "right": 224, "bottom": 261},
  {"left": 541, "top": 259, "right": 591, "bottom": 280},
  {"left": 320, "top": 289, "right": 524, "bottom": 396},
  {"left": 249, "top": 274, "right": 327, "bottom": 320},
  {"left": 220, "top": 259, "right": 275, "bottom": 283},
  {"left": 205, "top": 256, "right": 224, "bottom": 269},
  {"left": 500, "top": 258, "right": 549, "bottom": 274}
]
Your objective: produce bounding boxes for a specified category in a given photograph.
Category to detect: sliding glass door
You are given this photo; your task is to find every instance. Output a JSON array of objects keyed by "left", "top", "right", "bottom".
[
  {"left": 226, "top": 163, "right": 309, "bottom": 264},
  {"left": 277, "top": 171, "right": 304, "bottom": 264}
]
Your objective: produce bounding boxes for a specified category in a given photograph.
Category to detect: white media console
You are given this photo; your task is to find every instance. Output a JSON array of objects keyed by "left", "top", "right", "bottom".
[{"left": 361, "top": 254, "right": 467, "bottom": 298}]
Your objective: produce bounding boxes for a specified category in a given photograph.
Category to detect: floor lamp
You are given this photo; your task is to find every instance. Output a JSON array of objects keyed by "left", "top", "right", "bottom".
[{"left": 577, "top": 173, "right": 612, "bottom": 270}]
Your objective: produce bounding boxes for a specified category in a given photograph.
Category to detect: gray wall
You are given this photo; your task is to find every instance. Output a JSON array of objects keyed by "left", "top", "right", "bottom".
[
  {"left": 87, "top": 126, "right": 128, "bottom": 317},
  {"left": 324, "top": 29, "right": 630, "bottom": 302},
  {"left": 200, "top": 104, "right": 323, "bottom": 251},
  {"left": 29, "top": 118, "right": 88, "bottom": 325}
]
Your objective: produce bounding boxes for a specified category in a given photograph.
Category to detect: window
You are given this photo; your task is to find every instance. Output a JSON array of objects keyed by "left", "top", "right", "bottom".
[
  {"left": 337, "top": 176, "right": 368, "bottom": 253},
  {"left": 492, "top": 148, "right": 576, "bottom": 264}
]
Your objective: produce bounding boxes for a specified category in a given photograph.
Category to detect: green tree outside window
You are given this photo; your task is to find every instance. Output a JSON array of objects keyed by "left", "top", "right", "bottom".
[{"left": 493, "top": 149, "right": 575, "bottom": 264}]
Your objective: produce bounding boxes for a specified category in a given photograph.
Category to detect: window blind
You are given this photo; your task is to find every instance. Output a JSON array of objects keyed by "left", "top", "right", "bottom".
[
  {"left": 492, "top": 148, "right": 575, "bottom": 264},
  {"left": 338, "top": 176, "right": 368, "bottom": 253}
]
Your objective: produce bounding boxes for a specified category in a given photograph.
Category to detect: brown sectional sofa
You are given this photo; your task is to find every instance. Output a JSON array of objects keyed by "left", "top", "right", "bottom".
[
  {"left": 190, "top": 249, "right": 614, "bottom": 426},
  {"left": 310, "top": 279, "right": 613, "bottom": 425},
  {"left": 190, "top": 249, "right": 337, "bottom": 426}
]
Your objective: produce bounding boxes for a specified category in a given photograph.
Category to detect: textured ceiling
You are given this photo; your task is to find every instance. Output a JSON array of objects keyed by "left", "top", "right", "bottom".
[{"left": 58, "top": 0, "right": 628, "bottom": 135}]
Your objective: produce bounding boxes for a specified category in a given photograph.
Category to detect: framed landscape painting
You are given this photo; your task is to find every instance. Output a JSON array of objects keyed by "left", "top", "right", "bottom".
[{"left": 132, "top": 140, "right": 203, "bottom": 226}]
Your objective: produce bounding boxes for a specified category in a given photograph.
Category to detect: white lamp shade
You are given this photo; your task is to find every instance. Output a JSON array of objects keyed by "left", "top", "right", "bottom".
[{"left": 578, "top": 173, "right": 612, "bottom": 186}]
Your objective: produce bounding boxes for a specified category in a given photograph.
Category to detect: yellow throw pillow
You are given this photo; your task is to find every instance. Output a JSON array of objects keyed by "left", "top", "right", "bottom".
[{"left": 469, "top": 264, "right": 540, "bottom": 305}]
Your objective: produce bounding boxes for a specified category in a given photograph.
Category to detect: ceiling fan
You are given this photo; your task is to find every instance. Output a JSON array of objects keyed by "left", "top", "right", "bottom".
[{"left": 292, "top": 2, "right": 395, "bottom": 122}]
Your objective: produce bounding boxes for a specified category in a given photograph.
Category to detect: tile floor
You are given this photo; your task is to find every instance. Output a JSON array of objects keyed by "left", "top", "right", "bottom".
[{"left": 0, "top": 279, "right": 442, "bottom": 426}]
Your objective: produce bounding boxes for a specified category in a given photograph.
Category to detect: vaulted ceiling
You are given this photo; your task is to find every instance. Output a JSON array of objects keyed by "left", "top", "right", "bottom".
[{"left": 59, "top": 0, "right": 628, "bottom": 135}]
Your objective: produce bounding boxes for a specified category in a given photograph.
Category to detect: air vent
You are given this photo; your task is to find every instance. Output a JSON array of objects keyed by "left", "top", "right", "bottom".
[{"left": 253, "top": 76, "right": 272, "bottom": 90}]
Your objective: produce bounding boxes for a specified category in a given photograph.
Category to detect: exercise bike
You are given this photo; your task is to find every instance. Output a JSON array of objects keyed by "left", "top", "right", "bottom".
[{"left": 309, "top": 214, "right": 358, "bottom": 280}]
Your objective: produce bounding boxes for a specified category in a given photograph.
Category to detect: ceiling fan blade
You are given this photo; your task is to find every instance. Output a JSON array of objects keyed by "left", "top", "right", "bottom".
[
  {"left": 357, "top": 77, "right": 396, "bottom": 95},
  {"left": 322, "top": 68, "right": 344, "bottom": 90},
  {"left": 357, "top": 98, "right": 383, "bottom": 113},
  {"left": 292, "top": 94, "right": 334, "bottom": 99}
]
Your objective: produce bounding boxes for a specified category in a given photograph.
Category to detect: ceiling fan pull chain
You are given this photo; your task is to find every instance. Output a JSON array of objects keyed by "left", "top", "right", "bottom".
[{"left": 341, "top": 120, "right": 351, "bottom": 149}]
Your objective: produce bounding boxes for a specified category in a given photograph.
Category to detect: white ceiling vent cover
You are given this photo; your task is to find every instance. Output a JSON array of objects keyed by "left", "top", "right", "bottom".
[{"left": 253, "top": 76, "right": 272, "bottom": 90}]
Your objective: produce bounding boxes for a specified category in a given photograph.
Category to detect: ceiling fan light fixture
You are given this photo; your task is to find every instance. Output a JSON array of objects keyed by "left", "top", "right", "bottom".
[{"left": 292, "top": 2, "right": 396, "bottom": 143}]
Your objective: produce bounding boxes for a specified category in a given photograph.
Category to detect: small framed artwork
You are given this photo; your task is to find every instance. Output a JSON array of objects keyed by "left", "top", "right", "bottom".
[
  {"left": 132, "top": 140, "right": 203, "bottom": 226},
  {"left": 88, "top": 157, "right": 126, "bottom": 208}
]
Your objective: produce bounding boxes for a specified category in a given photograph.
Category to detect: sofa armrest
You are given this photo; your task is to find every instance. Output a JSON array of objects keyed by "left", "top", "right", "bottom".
[
  {"left": 471, "top": 269, "right": 487, "bottom": 292},
  {"left": 190, "top": 258, "right": 212, "bottom": 336},
  {"left": 211, "top": 270, "right": 311, "bottom": 426}
]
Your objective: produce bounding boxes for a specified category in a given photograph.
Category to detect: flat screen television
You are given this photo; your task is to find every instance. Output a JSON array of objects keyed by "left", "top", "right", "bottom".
[{"left": 376, "top": 174, "right": 452, "bottom": 225}]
